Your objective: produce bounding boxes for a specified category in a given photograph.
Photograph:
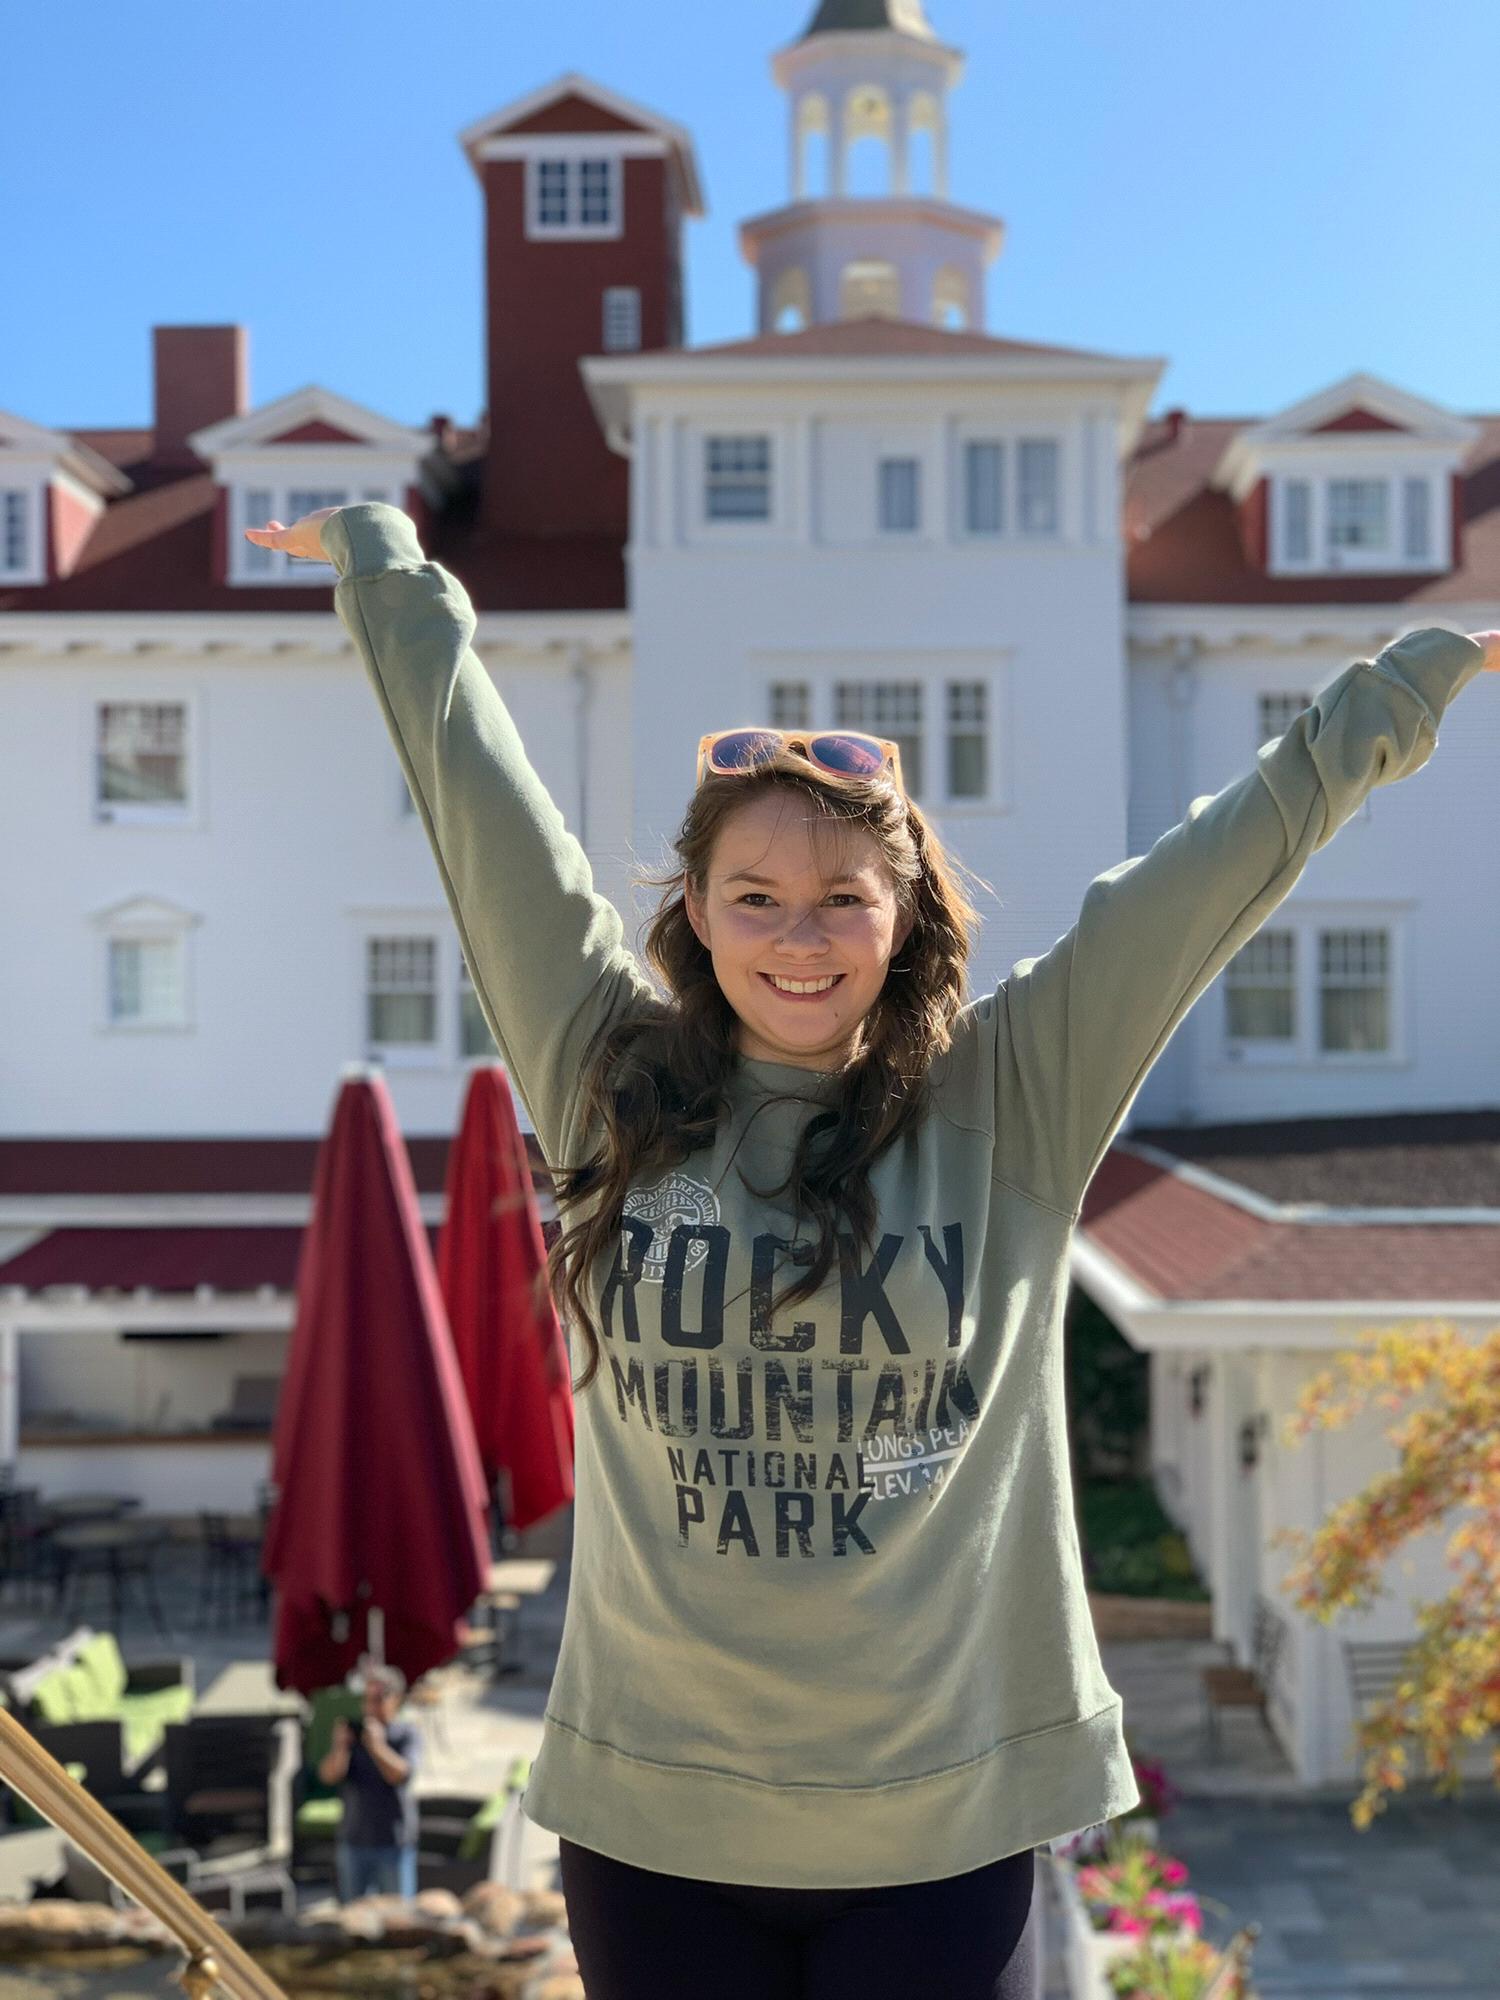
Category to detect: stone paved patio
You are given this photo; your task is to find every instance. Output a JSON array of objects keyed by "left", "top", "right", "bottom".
[
  {"left": 1100, "top": 1633, "right": 1500, "bottom": 1998},
  {"left": 6, "top": 1534, "right": 1499, "bottom": 1997}
]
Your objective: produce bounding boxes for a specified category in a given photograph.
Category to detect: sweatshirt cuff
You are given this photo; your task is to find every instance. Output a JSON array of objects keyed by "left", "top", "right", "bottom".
[
  {"left": 319, "top": 502, "right": 428, "bottom": 582},
  {"left": 1366, "top": 626, "right": 1486, "bottom": 727}
]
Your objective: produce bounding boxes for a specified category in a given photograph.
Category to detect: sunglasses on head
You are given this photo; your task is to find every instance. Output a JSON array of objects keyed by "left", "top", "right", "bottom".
[{"left": 696, "top": 728, "right": 905, "bottom": 793}]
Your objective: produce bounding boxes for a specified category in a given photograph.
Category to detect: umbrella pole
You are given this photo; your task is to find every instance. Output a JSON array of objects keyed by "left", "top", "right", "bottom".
[{"left": 369, "top": 1603, "right": 385, "bottom": 1665}]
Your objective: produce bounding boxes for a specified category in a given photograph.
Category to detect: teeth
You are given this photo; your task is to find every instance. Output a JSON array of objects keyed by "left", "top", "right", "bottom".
[{"left": 767, "top": 974, "right": 840, "bottom": 994}]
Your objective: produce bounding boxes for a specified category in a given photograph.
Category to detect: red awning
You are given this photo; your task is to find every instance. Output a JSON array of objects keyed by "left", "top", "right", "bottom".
[{"left": 0, "top": 1225, "right": 442, "bottom": 1297}]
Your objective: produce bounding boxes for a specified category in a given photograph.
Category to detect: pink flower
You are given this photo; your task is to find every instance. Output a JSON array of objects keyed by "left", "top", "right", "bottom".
[
  {"left": 1108, "top": 1914, "right": 1149, "bottom": 1938},
  {"left": 1161, "top": 1858, "right": 1189, "bottom": 1886}
]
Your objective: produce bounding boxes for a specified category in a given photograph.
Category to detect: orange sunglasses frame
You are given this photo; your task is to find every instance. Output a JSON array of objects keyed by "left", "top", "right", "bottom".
[{"left": 695, "top": 727, "right": 906, "bottom": 794}]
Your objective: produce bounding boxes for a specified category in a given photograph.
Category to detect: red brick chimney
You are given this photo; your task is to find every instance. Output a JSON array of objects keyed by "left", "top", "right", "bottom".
[
  {"left": 152, "top": 326, "right": 248, "bottom": 471},
  {"left": 464, "top": 78, "right": 702, "bottom": 601}
]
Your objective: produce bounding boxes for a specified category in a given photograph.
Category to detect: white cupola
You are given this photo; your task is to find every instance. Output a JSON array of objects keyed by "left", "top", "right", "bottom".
[{"left": 740, "top": 0, "right": 1002, "bottom": 334}]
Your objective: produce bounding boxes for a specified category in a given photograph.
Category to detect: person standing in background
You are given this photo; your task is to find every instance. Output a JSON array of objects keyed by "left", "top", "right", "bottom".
[{"left": 318, "top": 1662, "right": 423, "bottom": 1901}]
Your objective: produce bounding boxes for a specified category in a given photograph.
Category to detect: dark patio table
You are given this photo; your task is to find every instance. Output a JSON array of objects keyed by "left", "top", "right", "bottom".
[{"left": 51, "top": 1518, "right": 169, "bottom": 1635}]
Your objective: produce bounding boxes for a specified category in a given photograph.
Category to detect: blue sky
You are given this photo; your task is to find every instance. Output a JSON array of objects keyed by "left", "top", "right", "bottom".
[{"left": 6, "top": 0, "right": 1497, "bottom": 434}]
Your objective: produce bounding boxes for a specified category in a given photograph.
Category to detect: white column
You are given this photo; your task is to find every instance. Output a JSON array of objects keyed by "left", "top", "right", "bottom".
[
  {"left": 0, "top": 1322, "right": 19, "bottom": 1468},
  {"left": 829, "top": 96, "right": 848, "bottom": 196},
  {"left": 890, "top": 94, "right": 911, "bottom": 195},
  {"left": 790, "top": 96, "right": 805, "bottom": 199},
  {"left": 935, "top": 109, "right": 951, "bottom": 198}
]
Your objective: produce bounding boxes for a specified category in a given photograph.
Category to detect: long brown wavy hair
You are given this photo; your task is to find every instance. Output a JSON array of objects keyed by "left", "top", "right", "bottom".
[{"left": 547, "top": 749, "right": 982, "bottom": 1393}]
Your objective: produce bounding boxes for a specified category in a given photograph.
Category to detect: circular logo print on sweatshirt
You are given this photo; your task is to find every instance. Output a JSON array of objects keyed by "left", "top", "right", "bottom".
[{"left": 622, "top": 1173, "right": 722, "bottom": 1285}]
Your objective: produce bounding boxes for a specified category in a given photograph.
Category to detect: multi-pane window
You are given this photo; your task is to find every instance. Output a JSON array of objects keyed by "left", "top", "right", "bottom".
[
  {"left": 579, "top": 159, "right": 613, "bottom": 225},
  {"left": 108, "top": 937, "right": 184, "bottom": 1027},
  {"left": 769, "top": 681, "right": 811, "bottom": 729},
  {"left": 2, "top": 490, "right": 27, "bottom": 572},
  {"left": 1281, "top": 479, "right": 1311, "bottom": 564},
  {"left": 946, "top": 681, "right": 987, "bottom": 799},
  {"left": 1402, "top": 477, "right": 1432, "bottom": 563},
  {"left": 964, "top": 442, "right": 1004, "bottom": 535},
  {"left": 705, "top": 436, "right": 772, "bottom": 521},
  {"left": 1319, "top": 928, "right": 1389, "bottom": 1053},
  {"left": 1327, "top": 479, "right": 1388, "bottom": 551},
  {"left": 835, "top": 681, "right": 923, "bottom": 799},
  {"left": 96, "top": 703, "right": 188, "bottom": 814},
  {"left": 241, "top": 487, "right": 349, "bottom": 577},
  {"left": 366, "top": 937, "right": 437, "bottom": 1048},
  {"left": 531, "top": 155, "right": 617, "bottom": 233},
  {"left": 1224, "top": 931, "right": 1296, "bottom": 1043},
  {"left": 1222, "top": 923, "right": 1395, "bottom": 1059},
  {"left": 1017, "top": 439, "right": 1060, "bottom": 535},
  {"left": 1257, "top": 691, "right": 1311, "bottom": 753},
  {"left": 287, "top": 488, "right": 346, "bottom": 524},
  {"left": 602, "top": 286, "right": 642, "bottom": 352},
  {"left": 879, "top": 457, "right": 920, "bottom": 534},
  {"left": 459, "top": 957, "right": 498, "bottom": 1061}
]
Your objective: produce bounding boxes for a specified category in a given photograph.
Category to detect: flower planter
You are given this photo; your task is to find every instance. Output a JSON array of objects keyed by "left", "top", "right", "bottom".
[{"left": 1052, "top": 1851, "right": 1195, "bottom": 2000}]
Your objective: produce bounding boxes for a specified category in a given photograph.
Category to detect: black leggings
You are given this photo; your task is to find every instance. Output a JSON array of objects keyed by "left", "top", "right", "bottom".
[{"left": 557, "top": 1836, "right": 1042, "bottom": 2000}]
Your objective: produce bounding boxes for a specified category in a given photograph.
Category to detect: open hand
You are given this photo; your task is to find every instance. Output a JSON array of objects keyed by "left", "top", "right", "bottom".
[
  {"left": 1470, "top": 631, "right": 1500, "bottom": 671},
  {"left": 243, "top": 506, "right": 342, "bottom": 564}
]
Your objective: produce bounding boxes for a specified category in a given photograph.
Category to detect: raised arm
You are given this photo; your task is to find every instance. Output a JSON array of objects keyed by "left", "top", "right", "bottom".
[
  {"left": 317, "top": 502, "right": 657, "bottom": 1166},
  {"left": 990, "top": 627, "right": 1489, "bottom": 1216}
]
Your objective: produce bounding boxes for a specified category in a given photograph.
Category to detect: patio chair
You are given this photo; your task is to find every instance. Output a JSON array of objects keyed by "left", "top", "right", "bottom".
[
  {"left": 1200, "top": 1594, "right": 1286, "bottom": 1758},
  {"left": 1342, "top": 1637, "right": 1432, "bottom": 1783},
  {"left": 158, "top": 1712, "right": 299, "bottom": 1873},
  {"left": 1, "top": 1627, "right": 195, "bottom": 1790},
  {"left": 290, "top": 1684, "right": 362, "bottom": 1881},
  {"left": 0, "top": 1487, "right": 65, "bottom": 1609},
  {"left": 194, "top": 1511, "right": 267, "bottom": 1628}
]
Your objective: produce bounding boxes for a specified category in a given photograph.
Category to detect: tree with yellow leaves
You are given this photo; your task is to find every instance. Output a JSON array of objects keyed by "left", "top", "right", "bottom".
[{"left": 1271, "top": 1318, "right": 1500, "bottom": 1829}]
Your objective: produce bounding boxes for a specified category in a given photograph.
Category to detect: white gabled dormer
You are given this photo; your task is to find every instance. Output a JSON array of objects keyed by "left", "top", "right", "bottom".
[
  {"left": 1211, "top": 372, "right": 1478, "bottom": 579},
  {"left": 187, "top": 386, "right": 447, "bottom": 587},
  {"left": 0, "top": 408, "right": 133, "bottom": 588}
]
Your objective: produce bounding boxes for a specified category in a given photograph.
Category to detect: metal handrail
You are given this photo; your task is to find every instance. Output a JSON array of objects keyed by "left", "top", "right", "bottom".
[{"left": 0, "top": 1705, "right": 288, "bottom": 2000}]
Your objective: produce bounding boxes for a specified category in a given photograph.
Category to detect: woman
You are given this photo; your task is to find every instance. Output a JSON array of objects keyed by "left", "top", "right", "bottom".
[{"left": 247, "top": 503, "right": 1496, "bottom": 1998}]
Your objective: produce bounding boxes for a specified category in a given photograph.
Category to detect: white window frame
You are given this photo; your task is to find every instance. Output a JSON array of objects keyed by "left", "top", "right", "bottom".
[
  {"left": 1269, "top": 470, "right": 1448, "bottom": 577},
  {"left": 92, "top": 898, "right": 199, "bottom": 1035},
  {"left": 602, "top": 285, "right": 642, "bottom": 352},
  {"left": 1256, "top": 684, "right": 1371, "bottom": 822},
  {"left": 458, "top": 953, "right": 499, "bottom": 1065},
  {"left": 753, "top": 655, "right": 1011, "bottom": 814},
  {"left": 525, "top": 152, "right": 623, "bottom": 240},
  {"left": 955, "top": 427, "right": 1066, "bottom": 544},
  {"left": 396, "top": 752, "right": 419, "bottom": 819},
  {"left": 86, "top": 688, "right": 204, "bottom": 830},
  {"left": 701, "top": 431, "right": 776, "bottom": 531},
  {"left": 1256, "top": 690, "right": 1312, "bottom": 762},
  {"left": 0, "top": 484, "right": 45, "bottom": 583},
  {"left": 231, "top": 482, "right": 393, "bottom": 587},
  {"left": 877, "top": 455, "right": 921, "bottom": 536},
  {"left": 355, "top": 919, "right": 445, "bottom": 1069},
  {"left": 1214, "top": 904, "right": 1407, "bottom": 1069},
  {"left": 352, "top": 916, "right": 501, "bottom": 1069}
]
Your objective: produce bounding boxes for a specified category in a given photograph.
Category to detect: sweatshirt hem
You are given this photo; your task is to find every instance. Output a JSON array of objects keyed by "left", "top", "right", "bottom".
[{"left": 521, "top": 1697, "right": 1140, "bottom": 1889}]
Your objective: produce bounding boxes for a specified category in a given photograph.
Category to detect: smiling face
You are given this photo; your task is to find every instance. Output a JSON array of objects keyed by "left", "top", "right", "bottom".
[{"left": 683, "top": 788, "right": 913, "bottom": 1071}]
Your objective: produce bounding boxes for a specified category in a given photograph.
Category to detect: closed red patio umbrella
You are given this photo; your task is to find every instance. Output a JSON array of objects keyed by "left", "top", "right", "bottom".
[
  {"left": 437, "top": 1064, "right": 574, "bottom": 1532},
  {"left": 263, "top": 1064, "right": 490, "bottom": 1694}
]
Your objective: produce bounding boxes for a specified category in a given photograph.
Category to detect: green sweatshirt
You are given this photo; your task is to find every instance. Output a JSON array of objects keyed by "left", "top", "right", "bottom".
[{"left": 322, "top": 501, "right": 1486, "bottom": 1888}]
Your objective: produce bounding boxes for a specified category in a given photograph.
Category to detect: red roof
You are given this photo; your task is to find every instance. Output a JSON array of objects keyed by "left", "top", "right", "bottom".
[
  {"left": 1126, "top": 411, "right": 1500, "bottom": 604},
  {"left": 0, "top": 444, "right": 625, "bottom": 616},
  {"left": 671, "top": 317, "right": 1128, "bottom": 365},
  {"left": 1080, "top": 1148, "right": 1500, "bottom": 1303}
]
